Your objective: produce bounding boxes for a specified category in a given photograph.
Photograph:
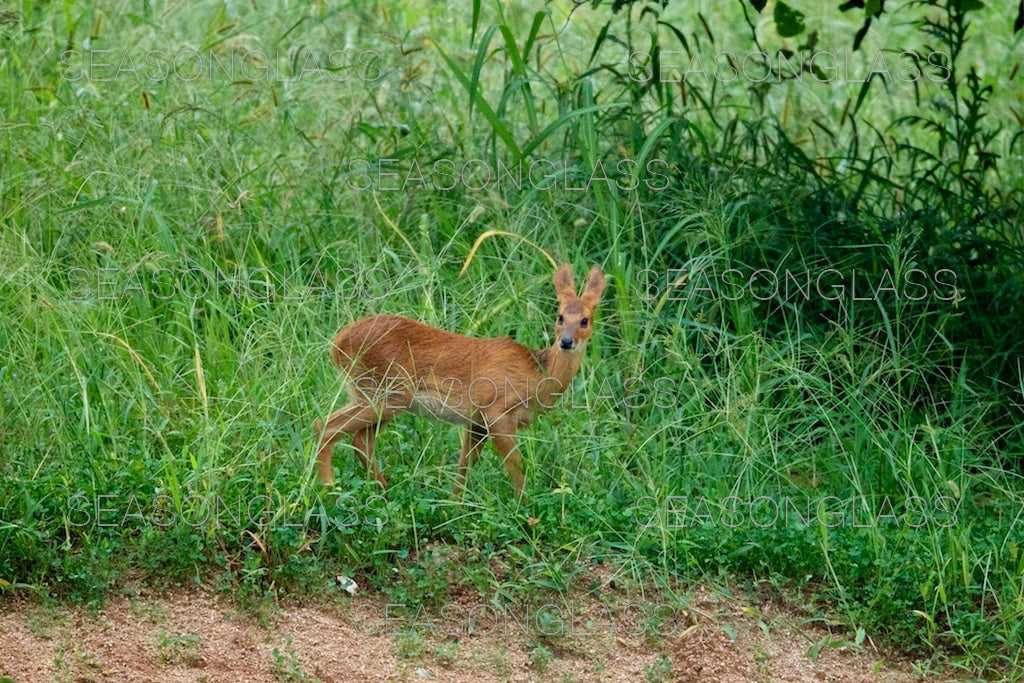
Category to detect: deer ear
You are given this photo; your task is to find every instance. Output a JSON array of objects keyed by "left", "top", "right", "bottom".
[
  {"left": 579, "top": 266, "right": 606, "bottom": 307},
  {"left": 553, "top": 263, "right": 576, "bottom": 302}
]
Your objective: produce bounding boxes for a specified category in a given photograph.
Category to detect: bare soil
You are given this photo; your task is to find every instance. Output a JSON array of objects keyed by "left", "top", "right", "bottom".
[{"left": 0, "top": 576, "right": 949, "bottom": 683}]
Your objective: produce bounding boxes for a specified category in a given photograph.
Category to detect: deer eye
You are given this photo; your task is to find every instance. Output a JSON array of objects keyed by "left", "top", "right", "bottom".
[
  {"left": 557, "top": 314, "right": 564, "bottom": 324},
  {"left": 580, "top": 317, "right": 589, "bottom": 327}
]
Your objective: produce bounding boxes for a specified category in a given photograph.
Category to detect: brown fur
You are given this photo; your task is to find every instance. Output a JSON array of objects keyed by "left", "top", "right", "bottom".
[{"left": 314, "top": 264, "right": 606, "bottom": 496}]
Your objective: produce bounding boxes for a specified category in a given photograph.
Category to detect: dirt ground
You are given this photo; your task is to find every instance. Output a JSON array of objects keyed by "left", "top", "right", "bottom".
[{"left": 0, "top": 574, "right": 953, "bottom": 683}]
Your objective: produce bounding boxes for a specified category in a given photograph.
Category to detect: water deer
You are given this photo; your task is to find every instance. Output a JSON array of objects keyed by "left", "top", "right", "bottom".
[{"left": 314, "top": 263, "right": 606, "bottom": 496}]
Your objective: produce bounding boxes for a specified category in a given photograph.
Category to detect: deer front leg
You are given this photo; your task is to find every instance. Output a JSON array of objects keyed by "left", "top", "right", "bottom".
[
  {"left": 453, "top": 422, "right": 488, "bottom": 497},
  {"left": 488, "top": 424, "right": 525, "bottom": 498}
]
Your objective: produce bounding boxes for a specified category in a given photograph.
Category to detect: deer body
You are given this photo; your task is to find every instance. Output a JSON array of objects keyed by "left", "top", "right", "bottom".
[{"left": 315, "top": 264, "right": 606, "bottom": 496}]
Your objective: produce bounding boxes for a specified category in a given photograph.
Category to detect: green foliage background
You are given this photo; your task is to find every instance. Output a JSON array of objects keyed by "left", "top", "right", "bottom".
[{"left": 0, "top": 0, "right": 1022, "bottom": 676}]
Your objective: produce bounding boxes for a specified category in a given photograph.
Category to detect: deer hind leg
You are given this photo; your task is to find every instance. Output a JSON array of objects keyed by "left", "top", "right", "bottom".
[
  {"left": 453, "top": 422, "right": 488, "bottom": 497},
  {"left": 315, "top": 403, "right": 393, "bottom": 487},
  {"left": 352, "top": 421, "right": 387, "bottom": 488}
]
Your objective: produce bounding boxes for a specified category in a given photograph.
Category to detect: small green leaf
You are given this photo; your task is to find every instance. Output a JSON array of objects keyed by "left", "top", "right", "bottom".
[
  {"left": 774, "top": 2, "right": 806, "bottom": 37},
  {"left": 807, "top": 634, "right": 829, "bottom": 661}
]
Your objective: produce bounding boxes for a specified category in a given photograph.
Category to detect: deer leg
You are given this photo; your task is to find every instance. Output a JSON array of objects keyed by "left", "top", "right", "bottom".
[
  {"left": 315, "top": 403, "right": 393, "bottom": 486},
  {"left": 453, "top": 422, "right": 488, "bottom": 497},
  {"left": 489, "top": 423, "right": 525, "bottom": 498},
  {"left": 352, "top": 422, "right": 387, "bottom": 488}
]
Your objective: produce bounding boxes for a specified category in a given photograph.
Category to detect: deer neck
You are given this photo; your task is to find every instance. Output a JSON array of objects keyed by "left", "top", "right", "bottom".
[{"left": 533, "top": 345, "right": 583, "bottom": 407}]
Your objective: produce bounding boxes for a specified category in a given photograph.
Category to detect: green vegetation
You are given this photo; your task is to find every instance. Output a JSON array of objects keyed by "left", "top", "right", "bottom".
[
  {"left": 155, "top": 631, "right": 202, "bottom": 667},
  {"left": 1, "top": 0, "right": 1021, "bottom": 678}
]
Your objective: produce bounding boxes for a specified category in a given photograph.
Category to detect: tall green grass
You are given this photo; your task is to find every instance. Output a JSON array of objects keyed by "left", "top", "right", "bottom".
[{"left": 1, "top": 0, "right": 1022, "bottom": 677}]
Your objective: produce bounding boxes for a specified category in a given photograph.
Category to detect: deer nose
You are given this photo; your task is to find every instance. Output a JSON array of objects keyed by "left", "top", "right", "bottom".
[{"left": 560, "top": 337, "right": 574, "bottom": 349}]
